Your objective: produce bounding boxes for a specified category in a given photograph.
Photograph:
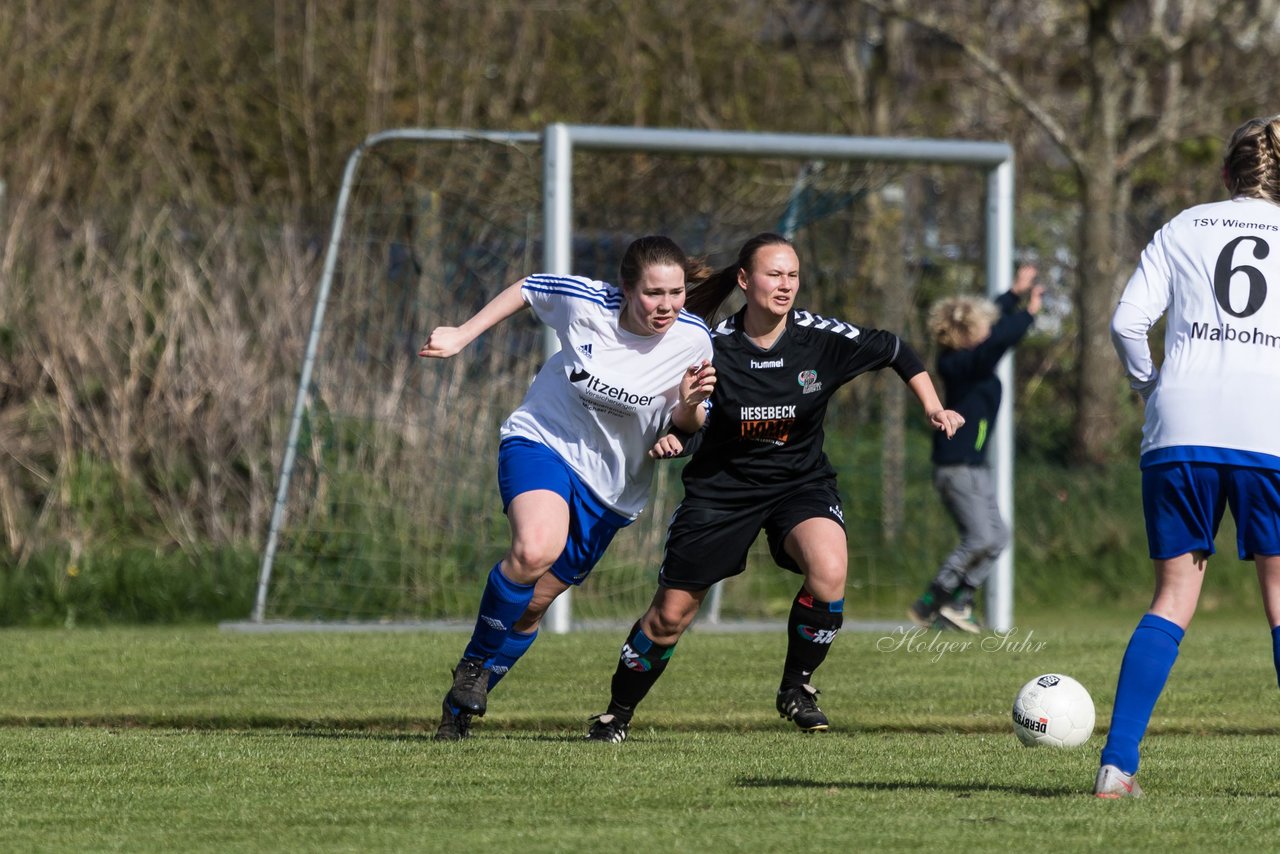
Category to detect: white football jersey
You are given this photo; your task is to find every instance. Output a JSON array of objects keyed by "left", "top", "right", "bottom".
[
  {"left": 1111, "top": 196, "right": 1280, "bottom": 468},
  {"left": 499, "top": 274, "right": 713, "bottom": 519}
]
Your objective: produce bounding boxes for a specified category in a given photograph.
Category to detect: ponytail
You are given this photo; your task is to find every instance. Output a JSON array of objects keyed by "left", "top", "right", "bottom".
[
  {"left": 683, "top": 265, "right": 740, "bottom": 322},
  {"left": 1222, "top": 115, "right": 1280, "bottom": 205}
]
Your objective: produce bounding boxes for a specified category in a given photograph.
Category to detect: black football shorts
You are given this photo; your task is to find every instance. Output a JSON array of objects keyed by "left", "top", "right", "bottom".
[{"left": 657, "top": 478, "right": 846, "bottom": 590}]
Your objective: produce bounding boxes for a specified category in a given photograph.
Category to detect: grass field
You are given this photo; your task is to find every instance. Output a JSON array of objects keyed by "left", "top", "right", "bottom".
[{"left": 1, "top": 608, "right": 1278, "bottom": 852}]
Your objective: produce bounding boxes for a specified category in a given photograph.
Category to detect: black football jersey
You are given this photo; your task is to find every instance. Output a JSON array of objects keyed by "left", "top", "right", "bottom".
[{"left": 680, "top": 306, "right": 921, "bottom": 505}]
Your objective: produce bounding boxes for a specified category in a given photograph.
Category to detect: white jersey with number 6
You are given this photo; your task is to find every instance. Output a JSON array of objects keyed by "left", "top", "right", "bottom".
[{"left": 1112, "top": 196, "right": 1280, "bottom": 470}]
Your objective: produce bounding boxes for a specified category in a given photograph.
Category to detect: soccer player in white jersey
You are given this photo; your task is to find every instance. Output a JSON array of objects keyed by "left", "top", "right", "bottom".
[
  {"left": 418, "top": 236, "right": 716, "bottom": 740},
  {"left": 1098, "top": 115, "right": 1280, "bottom": 798},
  {"left": 584, "top": 232, "right": 964, "bottom": 742}
]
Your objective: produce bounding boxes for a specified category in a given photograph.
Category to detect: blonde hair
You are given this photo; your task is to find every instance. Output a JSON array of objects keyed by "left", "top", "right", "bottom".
[
  {"left": 1223, "top": 115, "right": 1280, "bottom": 204},
  {"left": 928, "top": 296, "right": 998, "bottom": 350}
]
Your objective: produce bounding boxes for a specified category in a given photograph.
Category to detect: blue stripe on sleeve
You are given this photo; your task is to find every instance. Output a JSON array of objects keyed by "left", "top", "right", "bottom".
[
  {"left": 524, "top": 279, "right": 622, "bottom": 310},
  {"left": 675, "top": 311, "right": 711, "bottom": 336},
  {"left": 525, "top": 274, "right": 623, "bottom": 306}
]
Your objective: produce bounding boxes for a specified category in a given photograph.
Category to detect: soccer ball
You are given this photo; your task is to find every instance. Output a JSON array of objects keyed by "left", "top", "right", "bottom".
[{"left": 1011, "top": 673, "right": 1095, "bottom": 747}]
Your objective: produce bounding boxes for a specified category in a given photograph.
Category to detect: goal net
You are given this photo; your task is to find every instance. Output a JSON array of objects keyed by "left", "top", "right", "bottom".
[{"left": 253, "top": 126, "right": 1013, "bottom": 628}]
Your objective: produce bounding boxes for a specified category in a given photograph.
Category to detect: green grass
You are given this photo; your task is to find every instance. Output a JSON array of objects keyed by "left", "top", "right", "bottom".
[{"left": 1, "top": 608, "right": 1277, "bottom": 851}]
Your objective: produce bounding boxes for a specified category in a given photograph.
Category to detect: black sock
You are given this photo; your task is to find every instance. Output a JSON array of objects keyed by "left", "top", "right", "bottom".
[
  {"left": 781, "top": 590, "right": 844, "bottom": 690},
  {"left": 951, "top": 584, "right": 976, "bottom": 608},
  {"left": 921, "top": 582, "right": 951, "bottom": 608},
  {"left": 607, "top": 621, "right": 676, "bottom": 721}
]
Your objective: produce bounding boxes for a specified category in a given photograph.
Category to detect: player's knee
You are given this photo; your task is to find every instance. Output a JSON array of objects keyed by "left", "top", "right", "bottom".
[
  {"left": 643, "top": 603, "right": 695, "bottom": 644},
  {"left": 803, "top": 564, "right": 847, "bottom": 601},
  {"left": 506, "top": 539, "right": 561, "bottom": 577}
]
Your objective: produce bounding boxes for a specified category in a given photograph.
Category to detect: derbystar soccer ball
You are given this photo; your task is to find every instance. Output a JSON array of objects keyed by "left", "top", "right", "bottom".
[{"left": 1011, "top": 673, "right": 1095, "bottom": 747}]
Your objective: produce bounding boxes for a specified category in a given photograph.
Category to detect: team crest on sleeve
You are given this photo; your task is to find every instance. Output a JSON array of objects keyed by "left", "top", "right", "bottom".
[{"left": 798, "top": 370, "right": 822, "bottom": 394}]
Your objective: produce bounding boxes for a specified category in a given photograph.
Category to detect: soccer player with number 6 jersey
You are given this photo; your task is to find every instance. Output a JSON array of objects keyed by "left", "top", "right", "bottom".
[
  {"left": 1098, "top": 115, "right": 1280, "bottom": 798},
  {"left": 585, "top": 232, "right": 964, "bottom": 742}
]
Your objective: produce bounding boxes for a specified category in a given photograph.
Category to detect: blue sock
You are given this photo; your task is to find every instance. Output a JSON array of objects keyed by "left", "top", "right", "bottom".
[
  {"left": 462, "top": 564, "right": 535, "bottom": 662},
  {"left": 1100, "top": 613, "right": 1185, "bottom": 775},
  {"left": 1272, "top": 626, "right": 1280, "bottom": 690},
  {"left": 485, "top": 628, "right": 538, "bottom": 691}
]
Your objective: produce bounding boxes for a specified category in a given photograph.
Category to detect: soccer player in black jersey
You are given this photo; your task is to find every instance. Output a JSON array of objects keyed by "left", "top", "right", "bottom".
[{"left": 586, "top": 232, "right": 964, "bottom": 741}]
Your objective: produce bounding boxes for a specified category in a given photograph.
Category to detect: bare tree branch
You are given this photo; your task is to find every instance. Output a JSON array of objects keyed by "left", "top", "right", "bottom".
[
  {"left": 768, "top": 0, "right": 860, "bottom": 135},
  {"left": 854, "top": 0, "right": 1085, "bottom": 168},
  {"left": 1115, "top": 1, "right": 1235, "bottom": 172}
]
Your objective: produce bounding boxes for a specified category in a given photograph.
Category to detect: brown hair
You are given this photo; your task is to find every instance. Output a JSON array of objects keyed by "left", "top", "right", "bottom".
[
  {"left": 618, "top": 235, "right": 713, "bottom": 293},
  {"left": 1223, "top": 115, "right": 1280, "bottom": 204},
  {"left": 683, "top": 232, "right": 794, "bottom": 322},
  {"left": 928, "top": 296, "right": 999, "bottom": 350}
]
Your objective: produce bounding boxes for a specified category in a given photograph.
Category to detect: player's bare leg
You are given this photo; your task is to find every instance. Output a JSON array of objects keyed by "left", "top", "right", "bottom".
[
  {"left": 1256, "top": 555, "right": 1280, "bottom": 628},
  {"left": 502, "top": 490, "right": 571, "bottom": 585},
  {"left": 1147, "top": 550, "right": 1207, "bottom": 630},
  {"left": 1256, "top": 555, "right": 1280, "bottom": 690}
]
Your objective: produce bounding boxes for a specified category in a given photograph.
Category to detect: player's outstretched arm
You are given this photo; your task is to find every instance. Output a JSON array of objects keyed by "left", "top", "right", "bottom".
[
  {"left": 906, "top": 370, "right": 965, "bottom": 438},
  {"left": 418, "top": 278, "right": 530, "bottom": 359}
]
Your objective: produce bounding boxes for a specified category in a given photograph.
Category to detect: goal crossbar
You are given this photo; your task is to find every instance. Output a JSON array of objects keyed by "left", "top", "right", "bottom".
[{"left": 251, "top": 124, "right": 1016, "bottom": 631}]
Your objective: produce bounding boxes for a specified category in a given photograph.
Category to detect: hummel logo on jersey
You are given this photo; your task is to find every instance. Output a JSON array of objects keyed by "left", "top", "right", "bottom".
[
  {"left": 578, "top": 343, "right": 593, "bottom": 358},
  {"left": 828, "top": 504, "right": 844, "bottom": 523},
  {"left": 481, "top": 615, "right": 506, "bottom": 631},
  {"left": 750, "top": 357, "right": 784, "bottom": 369}
]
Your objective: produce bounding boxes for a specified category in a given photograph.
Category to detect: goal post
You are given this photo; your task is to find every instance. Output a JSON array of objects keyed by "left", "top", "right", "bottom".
[
  {"left": 252, "top": 128, "right": 540, "bottom": 624},
  {"left": 248, "top": 123, "right": 1016, "bottom": 632}
]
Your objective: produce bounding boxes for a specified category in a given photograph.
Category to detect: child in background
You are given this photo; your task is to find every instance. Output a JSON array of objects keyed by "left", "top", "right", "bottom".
[{"left": 908, "top": 265, "right": 1042, "bottom": 633}]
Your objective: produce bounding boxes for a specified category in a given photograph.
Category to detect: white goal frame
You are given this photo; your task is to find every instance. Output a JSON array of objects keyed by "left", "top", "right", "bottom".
[{"left": 251, "top": 124, "right": 1016, "bottom": 632}]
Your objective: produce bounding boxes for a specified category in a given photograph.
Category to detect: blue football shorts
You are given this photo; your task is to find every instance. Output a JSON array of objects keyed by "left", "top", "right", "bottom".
[
  {"left": 497, "top": 436, "right": 631, "bottom": 586},
  {"left": 1142, "top": 461, "right": 1280, "bottom": 560}
]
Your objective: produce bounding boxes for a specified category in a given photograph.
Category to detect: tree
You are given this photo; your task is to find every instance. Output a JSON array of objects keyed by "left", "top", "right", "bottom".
[{"left": 858, "top": 0, "right": 1279, "bottom": 462}]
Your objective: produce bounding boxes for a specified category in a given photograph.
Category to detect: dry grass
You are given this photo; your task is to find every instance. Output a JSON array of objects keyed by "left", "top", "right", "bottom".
[{"left": 0, "top": 210, "right": 316, "bottom": 564}]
